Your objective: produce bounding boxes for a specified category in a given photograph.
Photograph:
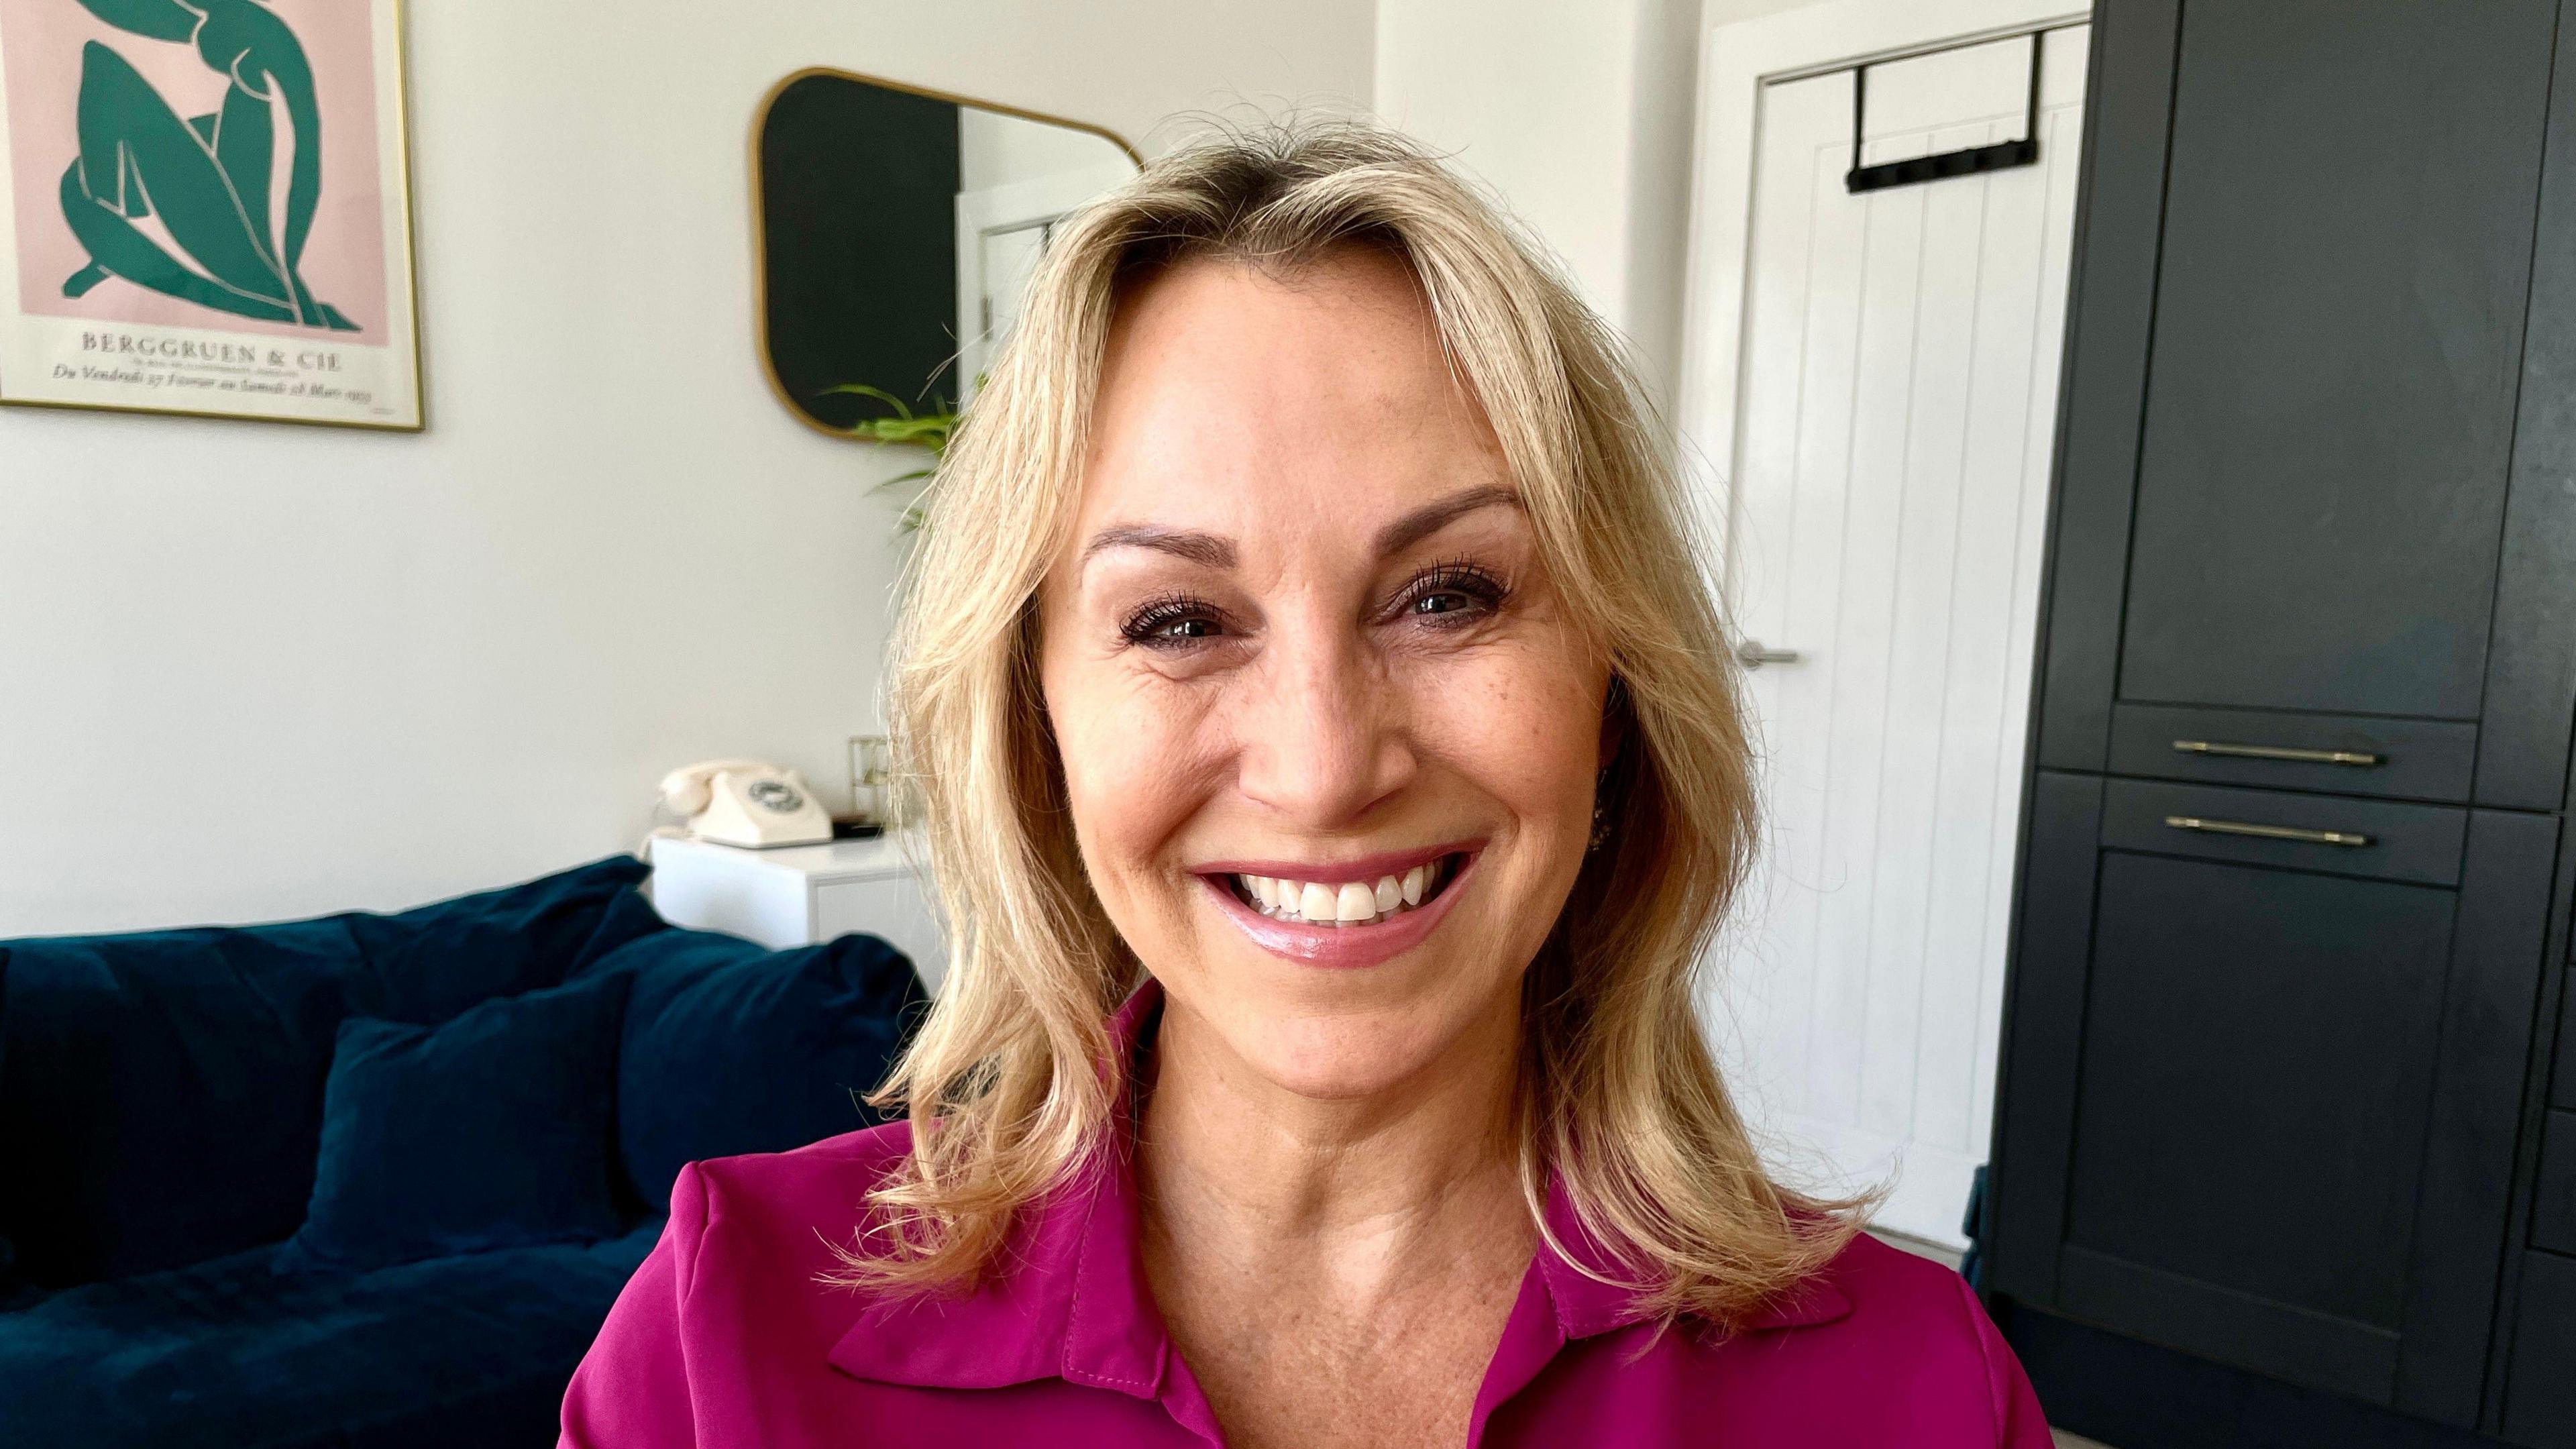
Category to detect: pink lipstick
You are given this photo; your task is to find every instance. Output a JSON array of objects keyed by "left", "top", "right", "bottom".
[{"left": 1192, "top": 839, "right": 1483, "bottom": 969}]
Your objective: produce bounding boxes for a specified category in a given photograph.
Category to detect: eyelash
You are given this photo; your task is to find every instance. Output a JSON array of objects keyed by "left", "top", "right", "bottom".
[
  {"left": 1117, "top": 559, "right": 1514, "bottom": 651},
  {"left": 1399, "top": 557, "right": 1514, "bottom": 623},
  {"left": 1118, "top": 593, "right": 1222, "bottom": 649}
]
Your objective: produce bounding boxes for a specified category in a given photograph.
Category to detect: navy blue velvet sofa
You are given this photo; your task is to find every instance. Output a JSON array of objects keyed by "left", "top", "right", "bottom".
[{"left": 0, "top": 855, "right": 925, "bottom": 1448}]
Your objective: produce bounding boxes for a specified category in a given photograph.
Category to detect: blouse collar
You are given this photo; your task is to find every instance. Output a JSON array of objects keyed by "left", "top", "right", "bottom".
[{"left": 827, "top": 977, "right": 1848, "bottom": 1407}]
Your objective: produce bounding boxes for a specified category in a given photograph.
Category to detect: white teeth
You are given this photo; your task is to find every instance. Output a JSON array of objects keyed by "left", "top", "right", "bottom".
[{"left": 1234, "top": 857, "right": 1456, "bottom": 926}]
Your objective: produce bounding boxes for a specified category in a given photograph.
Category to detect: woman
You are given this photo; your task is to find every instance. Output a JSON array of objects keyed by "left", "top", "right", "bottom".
[
  {"left": 562, "top": 121, "right": 2053, "bottom": 1448},
  {"left": 62, "top": 0, "right": 358, "bottom": 330}
]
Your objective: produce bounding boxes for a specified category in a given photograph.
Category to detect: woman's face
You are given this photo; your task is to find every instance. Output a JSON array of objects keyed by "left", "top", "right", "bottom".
[{"left": 1036, "top": 248, "right": 1613, "bottom": 1102}]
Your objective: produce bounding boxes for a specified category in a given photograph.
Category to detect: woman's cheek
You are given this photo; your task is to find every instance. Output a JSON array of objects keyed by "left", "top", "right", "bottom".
[
  {"left": 1061, "top": 672, "right": 1218, "bottom": 866},
  {"left": 1421, "top": 645, "right": 1599, "bottom": 810}
]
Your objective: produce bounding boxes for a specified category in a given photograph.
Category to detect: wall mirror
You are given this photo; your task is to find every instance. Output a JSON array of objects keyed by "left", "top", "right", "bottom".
[{"left": 754, "top": 70, "right": 1141, "bottom": 437}]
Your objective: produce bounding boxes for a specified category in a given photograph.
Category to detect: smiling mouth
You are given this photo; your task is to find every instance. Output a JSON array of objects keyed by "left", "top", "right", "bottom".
[{"left": 1221, "top": 851, "right": 1468, "bottom": 928}]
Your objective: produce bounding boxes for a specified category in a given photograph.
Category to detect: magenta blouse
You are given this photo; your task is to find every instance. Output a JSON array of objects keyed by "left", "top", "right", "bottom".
[{"left": 560, "top": 983, "right": 2055, "bottom": 1447}]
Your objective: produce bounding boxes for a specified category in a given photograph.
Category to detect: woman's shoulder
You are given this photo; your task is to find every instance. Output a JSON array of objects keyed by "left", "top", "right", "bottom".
[
  {"left": 1817, "top": 1229, "right": 1982, "bottom": 1322},
  {"left": 563, "top": 1123, "right": 926, "bottom": 1447},
  {"left": 681, "top": 1118, "right": 917, "bottom": 1214},
  {"left": 665, "top": 1120, "right": 916, "bottom": 1263},
  {"left": 1798, "top": 1230, "right": 2007, "bottom": 1360},
  {"left": 1746, "top": 1231, "right": 2049, "bottom": 1442}
]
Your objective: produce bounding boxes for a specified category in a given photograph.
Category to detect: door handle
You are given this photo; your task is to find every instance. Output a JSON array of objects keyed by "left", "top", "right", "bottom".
[
  {"left": 1735, "top": 639, "right": 1802, "bottom": 669},
  {"left": 2163, "top": 814, "right": 2371, "bottom": 848},
  {"left": 2172, "top": 739, "right": 2381, "bottom": 767}
]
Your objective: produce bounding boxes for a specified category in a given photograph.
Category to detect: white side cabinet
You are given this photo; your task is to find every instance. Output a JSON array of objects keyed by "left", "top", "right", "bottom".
[{"left": 647, "top": 834, "right": 947, "bottom": 994}]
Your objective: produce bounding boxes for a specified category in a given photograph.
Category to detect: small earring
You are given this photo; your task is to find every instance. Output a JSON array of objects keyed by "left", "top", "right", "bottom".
[{"left": 1587, "top": 775, "right": 1612, "bottom": 853}]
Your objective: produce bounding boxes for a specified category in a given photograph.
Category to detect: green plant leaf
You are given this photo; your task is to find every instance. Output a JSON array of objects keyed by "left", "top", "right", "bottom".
[
  {"left": 820, "top": 383, "right": 916, "bottom": 421},
  {"left": 826, "top": 382, "right": 956, "bottom": 537}
]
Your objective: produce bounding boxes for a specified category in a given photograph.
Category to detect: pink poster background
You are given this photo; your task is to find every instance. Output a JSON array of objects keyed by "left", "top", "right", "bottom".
[{"left": 1, "top": 0, "right": 390, "bottom": 346}]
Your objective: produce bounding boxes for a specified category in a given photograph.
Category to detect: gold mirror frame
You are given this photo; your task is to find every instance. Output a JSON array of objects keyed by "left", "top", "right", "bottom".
[{"left": 748, "top": 68, "right": 1143, "bottom": 442}]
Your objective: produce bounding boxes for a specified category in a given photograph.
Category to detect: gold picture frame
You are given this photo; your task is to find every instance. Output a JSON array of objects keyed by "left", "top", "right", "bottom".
[{"left": 0, "top": 0, "right": 425, "bottom": 430}]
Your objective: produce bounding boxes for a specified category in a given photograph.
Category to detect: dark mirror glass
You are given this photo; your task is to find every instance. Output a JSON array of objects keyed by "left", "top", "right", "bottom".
[{"left": 755, "top": 72, "right": 1139, "bottom": 437}]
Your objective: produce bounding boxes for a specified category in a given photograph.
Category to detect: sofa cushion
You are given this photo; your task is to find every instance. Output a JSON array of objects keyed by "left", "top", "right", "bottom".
[
  {"left": 276, "top": 973, "right": 633, "bottom": 1275},
  {"left": 575, "top": 927, "right": 925, "bottom": 1212},
  {"left": 0, "top": 1222, "right": 660, "bottom": 1449},
  {"left": 570, "top": 883, "right": 672, "bottom": 968},
  {"left": 0, "top": 855, "right": 653, "bottom": 1289}
]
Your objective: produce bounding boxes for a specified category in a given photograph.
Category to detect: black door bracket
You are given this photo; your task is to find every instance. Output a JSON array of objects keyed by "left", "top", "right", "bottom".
[{"left": 1846, "top": 31, "right": 2044, "bottom": 193}]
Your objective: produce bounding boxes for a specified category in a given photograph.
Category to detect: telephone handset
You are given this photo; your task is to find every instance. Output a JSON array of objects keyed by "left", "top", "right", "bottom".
[{"left": 657, "top": 759, "right": 833, "bottom": 849}]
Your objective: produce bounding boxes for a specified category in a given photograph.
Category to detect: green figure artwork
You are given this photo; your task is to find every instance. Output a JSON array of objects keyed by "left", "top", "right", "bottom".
[{"left": 57, "top": 0, "right": 358, "bottom": 330}]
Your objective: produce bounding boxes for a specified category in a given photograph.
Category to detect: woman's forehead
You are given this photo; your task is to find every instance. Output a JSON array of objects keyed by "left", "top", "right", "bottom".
[
  {"left": 1076, "top": 253, "right": 1510, "bottom": 537},
  {"left": 1065, "top": 484, "right": 1532, "bottom": 596}
]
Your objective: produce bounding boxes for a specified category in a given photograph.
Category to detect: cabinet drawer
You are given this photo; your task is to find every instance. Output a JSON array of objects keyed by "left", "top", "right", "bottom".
[
  {"left": 2108, "top": 704, "right": 2476, "bottom": 802},
  {"left": 2538, "top": 1112, "right": 2576, "bottom": 1258},
  {"left": 2101, "top": 778, "right": 2470, "bottom": 886},
  {"left": 2507, "top": 1252, "right": 2576, "bottom": 1448}
]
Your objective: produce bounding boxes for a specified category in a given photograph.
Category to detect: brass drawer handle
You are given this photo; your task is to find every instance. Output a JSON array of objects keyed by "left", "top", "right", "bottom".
[
  {"left": 2163, "top": 814, "right": 2372, "bottom": 848},
  {"left": 2172, "top": 739, "right": 2381, "bottom": 767}
]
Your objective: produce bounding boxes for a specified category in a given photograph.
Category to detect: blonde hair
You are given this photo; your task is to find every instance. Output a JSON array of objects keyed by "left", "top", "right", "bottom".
[{"left": 852, "top": 118, "right": 1864, "bottom": 1328}]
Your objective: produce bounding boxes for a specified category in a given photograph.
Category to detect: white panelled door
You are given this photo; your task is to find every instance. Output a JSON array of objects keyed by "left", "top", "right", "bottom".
[{"left": 1704, "top": 25, "right": 2088, "bottom": 1248}]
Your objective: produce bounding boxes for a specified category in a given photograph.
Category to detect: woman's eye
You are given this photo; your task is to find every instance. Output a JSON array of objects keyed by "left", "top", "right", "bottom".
[
  {"left": 1119, "top": 597, "right": 1227, "bottom": 650},
  {"left": 1393, "top": 563, "right": 1511, "bottom": 626}
]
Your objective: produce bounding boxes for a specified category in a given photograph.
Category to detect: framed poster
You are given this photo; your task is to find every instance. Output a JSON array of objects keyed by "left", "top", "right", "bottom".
[{"left": 0, "top": 0, "right": 420, "bottom": 429}]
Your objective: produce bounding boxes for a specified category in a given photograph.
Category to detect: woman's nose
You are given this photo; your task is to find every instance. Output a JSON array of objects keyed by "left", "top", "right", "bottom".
[{"left": 1232, "top": 622, "right": 1414, "bottom": 828}]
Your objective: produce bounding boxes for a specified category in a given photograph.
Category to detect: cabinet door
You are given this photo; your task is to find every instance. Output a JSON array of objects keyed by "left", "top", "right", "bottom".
[
  {"left": 1990, "top": 773, "right": 2554, "bottom": 1424},
  {"left": 2034, "top": 0, "right": 2576, "bottom": 809},
  {"left": 2118, "top": 0, "right": 2551, "bottom": 720},
  {"left": 2508, "top": 1252, "right": 2576, "bottom": 1447}
]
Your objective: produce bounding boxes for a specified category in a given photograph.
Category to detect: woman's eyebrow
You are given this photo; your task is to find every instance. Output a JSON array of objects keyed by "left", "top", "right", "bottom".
[
  {"left": 1080, "top": 525, "right": 1236, "bottom": 572},
  {"left": 1079, "top": 485, "right": 1522, "bottom": 576},
  {"left": 1373, "top": 484, "right": 1521, "bottom": 557}
]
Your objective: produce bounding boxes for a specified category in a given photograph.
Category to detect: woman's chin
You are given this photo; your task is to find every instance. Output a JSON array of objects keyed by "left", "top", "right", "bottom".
[
  {"left": 1267, "top": 1059, "right": 1420, "bottom": 1103},
  {"left": 1222, "top": 1010, "right": 1491, "bottom": 1103}
]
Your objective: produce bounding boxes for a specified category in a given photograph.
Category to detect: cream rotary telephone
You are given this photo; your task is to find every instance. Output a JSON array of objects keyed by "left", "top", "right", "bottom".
[{"left": 656, "top": 760, "right": 834, "bottom": 849}]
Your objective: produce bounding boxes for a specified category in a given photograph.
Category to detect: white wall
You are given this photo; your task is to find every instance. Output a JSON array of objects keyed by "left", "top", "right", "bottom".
[
  {"left": 0, "top": 0, "right": 1370, "bottom": 936},
  {"left": 1373, "top": 0, "right": 1819, "bottom": 403},
  {"left": 1702, "top": 0, "right": 1837, "bottom": 30},
  {"left": 959, "top": 107, "right": 1130, "bottom": 193}
]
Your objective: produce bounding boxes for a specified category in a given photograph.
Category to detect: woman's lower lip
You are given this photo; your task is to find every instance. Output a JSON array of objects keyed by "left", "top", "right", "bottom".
[{"left": 1199, "top": 853, "right": 1479, "bottom": 969}]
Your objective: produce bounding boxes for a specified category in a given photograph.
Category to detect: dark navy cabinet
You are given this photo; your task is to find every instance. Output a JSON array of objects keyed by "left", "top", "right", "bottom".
[{"left": 1989, "top": 3, "right": 2576, "bottom": 1444}]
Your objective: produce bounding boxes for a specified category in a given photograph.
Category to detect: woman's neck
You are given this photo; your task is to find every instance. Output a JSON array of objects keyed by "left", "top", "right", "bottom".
[{"left": 1134, "top": 989, "right": 1533, "bottom": 1303}]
